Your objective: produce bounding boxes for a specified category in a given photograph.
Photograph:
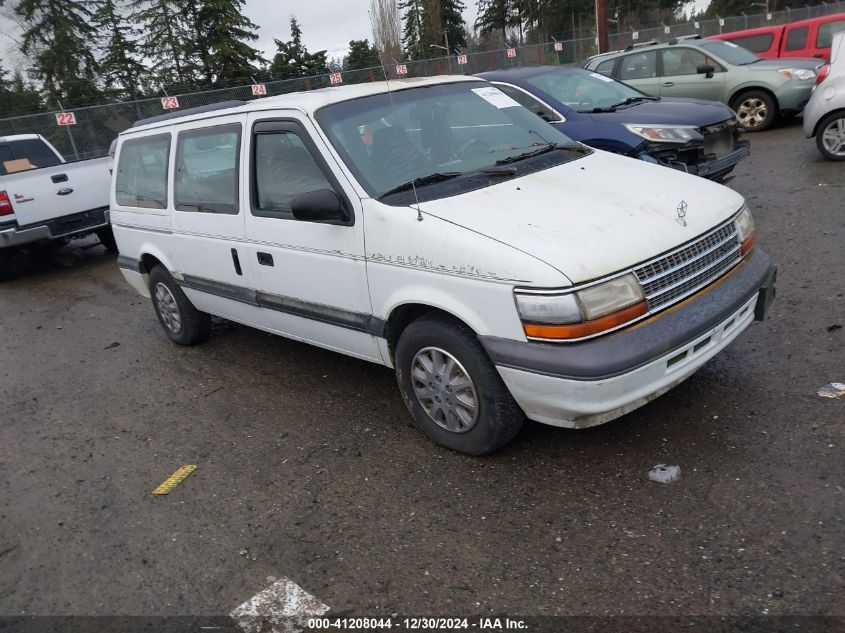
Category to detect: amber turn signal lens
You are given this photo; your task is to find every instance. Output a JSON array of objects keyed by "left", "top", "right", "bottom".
[
  {"left": 741, "top": 233, "right": 756, "bottom": 255},
  {"left": 523, "top": 301, "right": 648, "bottom": 340}
]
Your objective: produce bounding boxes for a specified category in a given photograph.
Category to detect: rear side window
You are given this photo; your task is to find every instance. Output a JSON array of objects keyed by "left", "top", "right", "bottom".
[
  {"left": 175, "top": 124, "right": 241, "bottom": 214},
  {"left": 728, "top": 33, "right": 775, "bottom": 53},
  {"left": 661, "top": 48, "right": 709, "bottom": 76},
  {"left": 594, "top": 58, "right": 616, "bottom": 76},
  {"left": 817, "top": 19, "right": 845, "bottom": 49},
  {"left": 115, "top": 134, "right": 170, "bottom": 209},
  {"left": 619, "top": 51, "right": 657, "bottom": 80},
  {"left": 784, "top": 26, "right": 809, "bottom": 51}
]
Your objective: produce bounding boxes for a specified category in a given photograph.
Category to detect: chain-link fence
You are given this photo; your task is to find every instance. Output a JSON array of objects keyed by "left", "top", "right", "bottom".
[{"left": 2, "top": 0, "right": 843, "bottom": 162}]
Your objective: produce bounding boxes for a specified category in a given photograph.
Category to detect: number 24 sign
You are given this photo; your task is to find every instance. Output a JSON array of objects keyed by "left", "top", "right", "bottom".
[
  {"left": 161, "top": 96, "right": 180, "bottom": 110},
  {"left": 55, "top": 112, "right": 77, "bottom": 126}
]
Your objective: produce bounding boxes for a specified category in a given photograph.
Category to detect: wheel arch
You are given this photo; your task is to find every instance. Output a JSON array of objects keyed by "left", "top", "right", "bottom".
[
  {"left": 728, "top": 85, "right": 779, "bottom": 112},
  {"left": 384, "top": 302, "right": 484, "bottom": 361}
]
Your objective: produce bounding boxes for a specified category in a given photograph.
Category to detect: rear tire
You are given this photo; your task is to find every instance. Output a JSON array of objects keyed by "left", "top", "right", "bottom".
[
  {"left": 0, "top": 249, "right": 18, "bottom": 282},
  {"left": 731, "top": 90, "right": 777, "bottom": 132},
  {"left": 394, "top": 314, "right": 524, "bottom": 455},
  {"left": 96, "top": 226, "right": 118, "bottom": 253},
  {"left": 815, "top": 112, "right": 845, "bottom": 161},
  {"left": 148, "top": 265, "right": 211, "bottom": 345}
]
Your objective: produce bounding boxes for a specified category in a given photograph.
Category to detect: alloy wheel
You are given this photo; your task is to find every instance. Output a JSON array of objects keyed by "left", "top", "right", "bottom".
[
  {"left": 154, "top": 282, "right": 182, "bottom": 334},
  {"left": 411, "top": 346, "right": 479, "bottom": 433}
]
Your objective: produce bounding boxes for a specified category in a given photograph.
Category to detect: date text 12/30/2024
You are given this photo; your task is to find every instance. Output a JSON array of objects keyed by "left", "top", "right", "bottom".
[{"left": 307, "top": 617, "right": 528, "bottom": 630}]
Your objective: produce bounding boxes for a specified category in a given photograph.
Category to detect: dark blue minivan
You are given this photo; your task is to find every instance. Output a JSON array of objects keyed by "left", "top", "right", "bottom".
[{"left": 477, "top": 66, "right": 750, "bottom": 182}]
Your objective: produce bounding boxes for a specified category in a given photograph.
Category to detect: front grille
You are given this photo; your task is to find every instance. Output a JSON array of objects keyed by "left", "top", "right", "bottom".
[
  {"left": 702, "top": 122, "right": 736, "bottom": 158},
  {"left": 634, "top": 220, "right": 742, "bottom": 312}
]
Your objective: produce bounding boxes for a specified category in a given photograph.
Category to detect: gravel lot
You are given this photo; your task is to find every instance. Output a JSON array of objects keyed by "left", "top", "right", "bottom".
[{"left": 1, "top": 119, "right": 842, "bottom": 628}]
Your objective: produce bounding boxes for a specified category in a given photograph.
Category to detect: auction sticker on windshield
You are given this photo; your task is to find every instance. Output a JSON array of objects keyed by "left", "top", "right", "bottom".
[{"left": 471, "top": 86, "right": 521, "bottom": 109}]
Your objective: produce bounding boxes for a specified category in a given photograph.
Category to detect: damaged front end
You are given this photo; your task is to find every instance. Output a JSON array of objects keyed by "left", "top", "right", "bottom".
[{"left": 635, "top": 119, "right": 750, "bottom": 183}]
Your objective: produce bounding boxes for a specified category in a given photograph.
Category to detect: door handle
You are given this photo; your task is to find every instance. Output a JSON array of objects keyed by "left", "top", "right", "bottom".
[
  {"left": 257, "top": 252, "right": 274, "bottom": 267},
  {"left": 51, "top": 173, "right": 68, "bottom": 183},
  {"left": 661, "top": 82, "right": 675, "bottom": 87},
  {"left": 231, "top": 248, "right": 243, "bottom": 276}
]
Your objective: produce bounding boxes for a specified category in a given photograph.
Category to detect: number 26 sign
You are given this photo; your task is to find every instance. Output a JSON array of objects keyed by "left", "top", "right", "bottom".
[{"left": 161, "top": 96, "right": 180, "bottom": 110}]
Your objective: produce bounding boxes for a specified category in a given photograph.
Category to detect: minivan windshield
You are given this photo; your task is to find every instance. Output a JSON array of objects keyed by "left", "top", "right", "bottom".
[
  {"left": 698, "top": 40, "right": 761, "bottom": 65},
  {"left": 525, "top": 68, "right": 651, "bottom": 112},
  {"left": 316, "top": 81, "right": 585, "bottom": 201}
]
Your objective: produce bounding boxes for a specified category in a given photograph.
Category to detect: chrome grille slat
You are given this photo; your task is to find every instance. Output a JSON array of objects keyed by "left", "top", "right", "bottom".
[{"left": 635, "top": 219, "right": 742, "bottom": 312}]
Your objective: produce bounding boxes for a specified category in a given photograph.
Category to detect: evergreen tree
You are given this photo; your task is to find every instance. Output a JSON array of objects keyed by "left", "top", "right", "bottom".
[
  {"left": 399, "top": 0, "right": 427, "bottom": 59},
  {"left": 345, "top": 39, "right": 381, "bottom": 70},
  {"left": 95, "top": 0, "right": 147, "bottom": 99},
  {"left": 270, "top": 17, "right": 328, "bottom": 79},
  {"left": 184, "top": 0, "right": 267, "bottom": 86},
  {"left": 132, "top": 0, "right": 194, "bottom": 89},
  {"left": 15, "top": 0, "right": 101, "bottom": 107},
  {"left": 438, "top": 0, "right": 468, "bottom": 50},
  {"left": 0, "top": 65, "right": 42, "bottom": 117}
]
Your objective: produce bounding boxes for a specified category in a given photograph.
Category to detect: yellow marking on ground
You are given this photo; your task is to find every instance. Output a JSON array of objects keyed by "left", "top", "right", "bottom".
[{"left": 152, "top": 464, "right": 197, "bottom": 495}]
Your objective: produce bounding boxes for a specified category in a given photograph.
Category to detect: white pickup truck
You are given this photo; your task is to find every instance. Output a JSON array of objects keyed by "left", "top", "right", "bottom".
[{"left": 0, "top": 134, "right": 114, "bottom": 280}]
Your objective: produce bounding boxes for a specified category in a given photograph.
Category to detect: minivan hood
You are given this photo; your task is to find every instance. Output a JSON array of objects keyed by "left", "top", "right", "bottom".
[
  {"left": 587, "top": 97, "right": 735, "bottom": 127},
  {"left": 416, "top": 151, "right": 745, "bottom": 285}
]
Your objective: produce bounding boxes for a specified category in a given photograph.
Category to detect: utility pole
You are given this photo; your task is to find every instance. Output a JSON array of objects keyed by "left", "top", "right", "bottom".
[{"left": 596, "top": 0, "right": 609, "bottom": 53}]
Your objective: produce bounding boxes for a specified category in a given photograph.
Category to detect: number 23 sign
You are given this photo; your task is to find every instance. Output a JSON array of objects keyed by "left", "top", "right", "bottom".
[{"left": 161, "top": 96, "right": 180, "bottom": 110}]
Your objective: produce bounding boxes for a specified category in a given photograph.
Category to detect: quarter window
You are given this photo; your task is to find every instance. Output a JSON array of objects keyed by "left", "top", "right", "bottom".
[
  {"left": 784, "top": 26, "right": 809, "bottom": 51},
  {"left": 252, "top": 131, "right": 333, "bottom": 219},
  {"left": 817, "top": 19, "right": 845, "bottom": 49},
  {"left": 175, "top": 124, "right": 241, "bottom": 214},
  {"left": 594, "top": 58, "right": 616, "bottom": 77},
  {"left": 619, "top": 51, "right": 657, "bottom": 80},
  {"left": 115, "top": 134, "right": 170, "bottom": 209}
]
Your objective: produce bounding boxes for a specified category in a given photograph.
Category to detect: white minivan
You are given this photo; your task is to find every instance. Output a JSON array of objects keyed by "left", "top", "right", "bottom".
[{"left": 112, "top": 76, "right": 776, "bottom": 455}]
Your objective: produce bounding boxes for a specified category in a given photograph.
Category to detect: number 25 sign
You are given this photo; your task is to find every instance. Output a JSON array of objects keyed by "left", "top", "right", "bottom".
[
  {"left": 161, "top": 96, "right": 180, "bottom": 110},
  {"left": 55, "top": 112, "right": 77, "bottom": 126}
]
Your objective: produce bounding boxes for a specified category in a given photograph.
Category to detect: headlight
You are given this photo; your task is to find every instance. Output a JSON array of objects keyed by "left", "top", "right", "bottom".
[
  {"left": 623, "top": 124, "right": 703, "bottom": 144},
  {"left": 778, "top": 68, "right": 816, "bottom": 81},
  {"left": 515, "top": 273, "right": 646, "bottom": 341},
  {"left": 734, "top": 205, "right": 756, "bottom": 255}
]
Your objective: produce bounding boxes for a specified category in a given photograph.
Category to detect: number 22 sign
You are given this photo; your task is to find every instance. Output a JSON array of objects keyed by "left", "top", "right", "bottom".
[
  {"left": 161, "top": 96, "right": 180, "bottom": 110},
  {"left": 55, "top": 112, "right": 77, "bottom": 126}
]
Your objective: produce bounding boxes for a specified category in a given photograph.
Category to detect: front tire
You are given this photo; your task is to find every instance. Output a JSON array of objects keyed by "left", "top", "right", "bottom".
[
  {"left": 731, "top": 90, "right": 777, "bottom": 132},
  {"left": 816, "top": 112, "right": 845, "bottom": 160},
  {"left": 394, "top": 314, "right": 524, "bottom": 455},
  {"left": 148, "top": 265, "right": 211, "bottom": 345}
]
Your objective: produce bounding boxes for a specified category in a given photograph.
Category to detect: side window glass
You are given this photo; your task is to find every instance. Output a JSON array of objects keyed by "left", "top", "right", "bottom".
[
  {"left": 784, "top": 26, "right": 809, "bottom": 51},
  {"left": 175, "top": 123, "right": 241, "bottom": 214},
  {"left": 729, "top": 33, "right": 774, "bottom": 53},
  {"left": 619, "top": 51, "right": 657, "bottom": 80},
  {"left": 661, "top": 48, "right": 708, "bottom": 76},
  {"left": 817, "top": 20, "right": 845, "bottom": 49},
  {"left": 115, "top": 134, "right": 170, "bottom": 209},
  {"left": 494, "top": 84, "right": 561, "bottom": 122},
  {"left": 252, "top": 131, "right": 333, "bottom": 219},
  {"left": 595, "top": 58, "right": 616, "bottom": 76}
]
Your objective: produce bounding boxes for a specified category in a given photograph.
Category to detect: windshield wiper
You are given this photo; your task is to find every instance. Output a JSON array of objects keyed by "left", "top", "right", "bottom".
[
  {"left": 377, "top": 168, "right": 518, "bottom": 199},
  {"left": 608, "top": 96, "right": 660, "bottom": 108},
  {"left": 495, "top": 143, "right": 587, "bottom": 166}
]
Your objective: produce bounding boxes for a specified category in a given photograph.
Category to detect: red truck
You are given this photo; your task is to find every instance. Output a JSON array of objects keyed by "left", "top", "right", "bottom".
[{"left": 709, "top": 13, "right": 845, "bottom": 61}]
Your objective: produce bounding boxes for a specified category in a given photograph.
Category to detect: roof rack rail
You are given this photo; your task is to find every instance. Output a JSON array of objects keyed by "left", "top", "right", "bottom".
[
  {"left": 668, "top": 34, "right": 702, "bottom": 44},
  {"left": 131, "top": 100, "right": 248, "bottom": 128},
  {"left": 624, "top": 39, "right": 659, "bottom": 51}
]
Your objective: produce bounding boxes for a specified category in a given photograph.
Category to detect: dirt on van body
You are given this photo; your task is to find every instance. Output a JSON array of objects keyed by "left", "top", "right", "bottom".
[{"left": 0, "top": 120, "right": 842, "bottom": 625}]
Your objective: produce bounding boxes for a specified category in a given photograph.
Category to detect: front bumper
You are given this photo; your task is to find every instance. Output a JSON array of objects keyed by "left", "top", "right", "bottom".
[
  {"left": 774, "top": 81, "right": 815, "bottom": 113},
  {"left": 643, "top": 140, "right": 750, "bottom": 181},
  {"left": 0, "top": 208, "right": 109, "bottom": 249},
  {"left": 481, "top": 248, "right": 776, "bottom": 428}
]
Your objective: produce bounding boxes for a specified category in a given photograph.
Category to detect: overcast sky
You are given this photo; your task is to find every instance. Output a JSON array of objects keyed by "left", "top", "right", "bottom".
[{"left": 241, "top": 0, "right": 480, "bottom": 60}]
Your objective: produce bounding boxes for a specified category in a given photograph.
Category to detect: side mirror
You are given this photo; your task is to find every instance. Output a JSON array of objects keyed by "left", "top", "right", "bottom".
[
  {"left": 290, "top": 189, "right": 349, "bottom": 223},
  {"left": 697, "top": 63, "right": 716, "bottom": 78}
]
